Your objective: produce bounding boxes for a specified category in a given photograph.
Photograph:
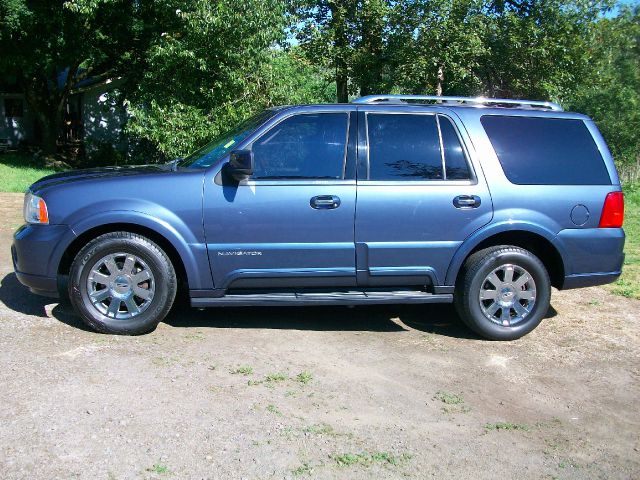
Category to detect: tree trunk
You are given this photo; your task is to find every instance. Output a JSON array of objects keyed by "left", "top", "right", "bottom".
[
  {"left": 38, "top": 111, "right": 62, "bottom": 155},
  {"left": 436, "top": 65, "right": 444, "bottom": 96},
  {"left": 22, "top": 65, "right": 79, "bottom": 156},
  {"left": 336, "top": 70, "right": 349, "bottom": 103},
  {"left": 330, "top": 1, "right": 350, "bottom": 103}
]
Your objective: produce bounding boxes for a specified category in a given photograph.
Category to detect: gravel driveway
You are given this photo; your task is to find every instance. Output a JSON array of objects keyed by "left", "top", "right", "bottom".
[{"left": 0, "top": 192, "right": 638, "bottom": 480}]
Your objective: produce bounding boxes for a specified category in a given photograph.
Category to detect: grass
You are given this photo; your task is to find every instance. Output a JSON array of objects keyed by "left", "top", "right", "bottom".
[
  {"left": 230, "top": 365, "right": 253, "bottom": 375},
  {"left": 0, "top": 152, "right": 65, "bottom": 192},
  {"left": 608, "top": 183, "right": 640, "bottom": 299},
  {"left": 434, "top": 390, "right": 464, "bottom": 405},
  {"left": 302, "top": 423, "right": 336, "bottom": 436},
  {"left": 296, "top": 371, "right": 313, "bottom": 384},
  {"left": 434, "top": 390, "right": 471, "bottom": 414},
  {"left": 332, "top": 451, "right": 412, "bottom": 467},
  {"left": 484, "top": 422, "right": 530, "bottom": 432},
  {"left": 265, "top": 372, "right": 287, "bottom": 383},
  {"left": 291, "top": 463, "right": 314, "bottom": 476},
  {"left": 147, "top": 464, "right": 171, "bottom": 475}
]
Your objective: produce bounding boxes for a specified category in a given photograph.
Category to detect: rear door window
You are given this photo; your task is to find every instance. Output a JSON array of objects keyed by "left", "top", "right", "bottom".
[
  {"left": 366, "top": 113, "right": 471, "bottom": 181},
  {"left": 481, "top": 116, "right": 611, "bottom": 185}
]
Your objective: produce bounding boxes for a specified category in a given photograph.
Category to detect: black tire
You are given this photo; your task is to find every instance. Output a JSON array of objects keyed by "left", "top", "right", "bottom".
[
  {"left": 68, "top": 232, "right": 177, "bottom": 335},
  {"left": 454, "top": 245, "right": 551, "bottom": 341}
]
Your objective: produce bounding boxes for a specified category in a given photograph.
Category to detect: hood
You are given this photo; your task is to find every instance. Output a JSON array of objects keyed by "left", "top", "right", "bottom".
[{"left": 30, "top": 164, "right": 173, "bottom": 192}]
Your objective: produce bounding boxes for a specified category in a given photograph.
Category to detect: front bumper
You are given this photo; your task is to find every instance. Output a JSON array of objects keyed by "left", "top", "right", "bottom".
[{"left": 12, "top": 224, "right": 73, "bottom": 297}]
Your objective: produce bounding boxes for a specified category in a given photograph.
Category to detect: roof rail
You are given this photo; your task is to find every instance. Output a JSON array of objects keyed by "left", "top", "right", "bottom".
[{"left": 351, "top": 94, "right": 563, "bottom": 112}]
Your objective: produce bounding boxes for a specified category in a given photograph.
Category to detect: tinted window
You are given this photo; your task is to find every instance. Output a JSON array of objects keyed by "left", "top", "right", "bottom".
[
  {"left": 251, "top": 113, "right": 348, "bottom": 179},
  {"left": 368, "top": 114, "right": 443, "bottom": 180},
  {"left": 481, "top": 116, "right": 611, "bottom": 185},
  {"left": 440, "top": 116, "right": 471, "bottom": 180}
]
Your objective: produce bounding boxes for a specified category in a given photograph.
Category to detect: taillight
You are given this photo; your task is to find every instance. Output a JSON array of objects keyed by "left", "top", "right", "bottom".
[{"left": 599, "top": 191, "right": 624, "bottom": 228}]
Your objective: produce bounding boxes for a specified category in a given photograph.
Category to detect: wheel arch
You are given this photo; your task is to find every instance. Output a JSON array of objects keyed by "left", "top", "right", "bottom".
[
  {"left": 58, "top": 220, "right": 201, "bottom": 297},
  {"left": 446, "top": 224, "right": 567, "bottom": 289}
]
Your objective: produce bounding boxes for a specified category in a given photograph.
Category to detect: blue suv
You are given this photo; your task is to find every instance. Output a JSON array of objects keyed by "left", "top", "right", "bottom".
[{"left": 12, "top": 95, "right": 625, "bottom": 340}]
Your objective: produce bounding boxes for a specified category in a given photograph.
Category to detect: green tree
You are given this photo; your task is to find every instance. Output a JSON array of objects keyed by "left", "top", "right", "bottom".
[
  {"left": 476, "top": 0, "right": 610, "bottom": 100},
  {"left": 126, "top": 1, "right": 333, "bottom": 159},
  {"left": 294, "top": 0, "right": 358, "bottom": 102},
  {"left": 569, "top": 5, "right": 640, "bottom": 180},
  {"left": 0, "top": 0, "right": 171, "bottom": 155},
  {"left": 388, "top": 0, "right": 487, "bottom": 96}
]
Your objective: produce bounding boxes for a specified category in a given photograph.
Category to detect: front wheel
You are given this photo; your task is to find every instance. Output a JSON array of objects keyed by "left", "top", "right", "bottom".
[
  {"left": 69, "top": 232, "right": 177, "bottom": 335},
  {"left": 454, "top": 246, "right": 551, "bottom": 340}
]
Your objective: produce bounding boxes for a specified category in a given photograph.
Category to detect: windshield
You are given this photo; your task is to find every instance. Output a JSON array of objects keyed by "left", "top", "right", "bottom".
[{"left": 179, "top": 110, "right": 277, "bottom": 168}]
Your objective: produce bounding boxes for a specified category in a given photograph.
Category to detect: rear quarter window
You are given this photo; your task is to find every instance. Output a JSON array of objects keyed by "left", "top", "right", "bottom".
[{"left": 480, "top": 116, "right": 611, "bottom": 185}]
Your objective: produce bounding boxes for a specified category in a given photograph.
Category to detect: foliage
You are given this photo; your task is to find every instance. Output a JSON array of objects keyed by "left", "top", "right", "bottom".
[
  {"left": 569, "top": 6, "right": 640, "bottom": 180},
  {"left": 388, "top": 0, "right": 487, "bottom": 95},
  {"left": 473, "top": 1, "right": 611, "bottom": 100},
  {"left": 124, "top": 0, "right": 333, "bottom": 159},
  {"left": 0, "top": 0, "right": 171, "bottom": 154},
  {"left": 608, "top": 182, "right": 640, "bottom": 299}
]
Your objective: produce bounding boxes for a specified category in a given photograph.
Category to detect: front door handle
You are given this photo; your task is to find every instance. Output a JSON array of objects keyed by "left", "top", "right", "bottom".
[
  {"left": 453, "top": 195, "right": 481, "bottom": 209},
  {"left": 310, "top": 195, "right": 341, "bottom": 209}
]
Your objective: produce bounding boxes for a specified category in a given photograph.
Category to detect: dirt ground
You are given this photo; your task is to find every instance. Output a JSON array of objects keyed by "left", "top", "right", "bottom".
[{"left": 0, "top": 192, "right": 638, "bottom": 480}]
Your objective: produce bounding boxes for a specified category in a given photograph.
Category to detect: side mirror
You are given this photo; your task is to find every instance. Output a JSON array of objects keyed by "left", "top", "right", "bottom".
[{"left": 225, "top": 149, "right": 253, "bottom": 182}]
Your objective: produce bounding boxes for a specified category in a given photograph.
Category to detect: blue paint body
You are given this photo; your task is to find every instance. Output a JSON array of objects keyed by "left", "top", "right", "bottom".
[{"left": 12, "top": 103, "right": 625, "bottom": 305}]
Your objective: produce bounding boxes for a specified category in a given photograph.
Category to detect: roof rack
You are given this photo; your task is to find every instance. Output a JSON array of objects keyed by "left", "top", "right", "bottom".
[{"left": 351, "top": 94, "right": 563, "bottom": 112}]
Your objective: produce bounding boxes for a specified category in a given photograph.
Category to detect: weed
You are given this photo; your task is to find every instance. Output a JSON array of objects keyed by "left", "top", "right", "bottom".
[
  {"left": 266, "top": 404, "right": 282, "bottom": 415},
  {"left": 434, "top": 390, "right": 470, "bottom": 413},
  {"left": 296, "top": 371, "right": 313, "bottom": 384},
  {"left": 332, "top": 451, "right": 412, "bottom": 467},
  {"left": 147, "top": 463, "right": 170, "bottom": 475},
  {"left": 484, "top": 422, "right": 530, "bottom": 431},
  {"left": 231, "top": 366, "right": 253, "bottom": 375},
  {"left": 265, "top": 372, "right": 287, "bottom": 383},
  {"left": 247, "top": 379, "right": 263, "bottom": 386},
  {"left": 291, "top": 462, "right": 314, "bottom": 476},
  {"left": 302, "top": 423, "right": 335, "bottom": 435},
  {"left": 435, "top": 391, "right": 465, "bottom": 405}
]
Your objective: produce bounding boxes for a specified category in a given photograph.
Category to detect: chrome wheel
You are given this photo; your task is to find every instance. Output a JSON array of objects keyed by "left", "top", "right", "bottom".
[
  {"left": 479, "top": 263, "right": 536, "bottom": 326},
  {"left": 86, "top": 252, "right": 155, "bottom": 319}
]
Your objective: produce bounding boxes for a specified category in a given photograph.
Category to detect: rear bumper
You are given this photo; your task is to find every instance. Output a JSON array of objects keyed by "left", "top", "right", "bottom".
[
  {"left": 557, "top": 227, "right": 625, "bottom": 290},
  {"left": 561, "top": 271, "right": 622, "bottom": 290},
  {"left": 12, "top": 223, "right": 72, "bottom": 297}
]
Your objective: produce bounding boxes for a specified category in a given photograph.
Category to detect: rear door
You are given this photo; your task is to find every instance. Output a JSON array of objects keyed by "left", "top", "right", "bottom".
[{"left": 355, "top": 106, "right": 493, "bottom": 288}]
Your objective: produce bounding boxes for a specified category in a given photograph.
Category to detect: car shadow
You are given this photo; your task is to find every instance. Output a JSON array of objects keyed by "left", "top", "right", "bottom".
[
  {"left": 0, "top": 272, "right": 558, "bottom": 339},
  {"left": 162, "top": 302, "right": 480, "bottom": 338}
]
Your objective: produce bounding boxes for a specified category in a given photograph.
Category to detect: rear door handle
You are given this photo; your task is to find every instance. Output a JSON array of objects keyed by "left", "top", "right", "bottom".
[
  {"left": 453, "top": 195, "right": 481, "bottom": 209},
  {"left": 310, "top": 195, "right": 341, "bottom": 209}
]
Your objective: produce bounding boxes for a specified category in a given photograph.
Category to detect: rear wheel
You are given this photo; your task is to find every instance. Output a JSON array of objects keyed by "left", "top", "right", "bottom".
[
  {"left": 454, "top": 246, "right": 551, "bottom": 340},
  {"left": 69, "top": 232, "right": 177, "bottom": 335}
]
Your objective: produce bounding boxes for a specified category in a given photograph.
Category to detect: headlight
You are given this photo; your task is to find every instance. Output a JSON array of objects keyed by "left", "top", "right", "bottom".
[{"left": 24, "top": 191, "right": 49, "bottom": 224}]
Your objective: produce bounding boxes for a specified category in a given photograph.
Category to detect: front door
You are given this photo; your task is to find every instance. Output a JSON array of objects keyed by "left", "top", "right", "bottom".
[
  {"left": 203, "top": 109, "right": 357, "bottom": 291},
  {"left": 355, "top": 107, "right": 493, "bottom": 288}
]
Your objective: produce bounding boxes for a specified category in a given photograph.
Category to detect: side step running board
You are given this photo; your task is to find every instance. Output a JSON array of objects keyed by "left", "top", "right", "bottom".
[{"left": 191, "top": 290, "right": 453, "bottom": 308}]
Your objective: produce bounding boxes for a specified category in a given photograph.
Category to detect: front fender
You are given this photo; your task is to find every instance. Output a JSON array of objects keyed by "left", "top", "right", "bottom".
[
  {"left": 444, "top": 221, "right": 569, "bottom": 286},
  {"left": 59, "top": 207, "right": 211, "bottom": 290}
]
